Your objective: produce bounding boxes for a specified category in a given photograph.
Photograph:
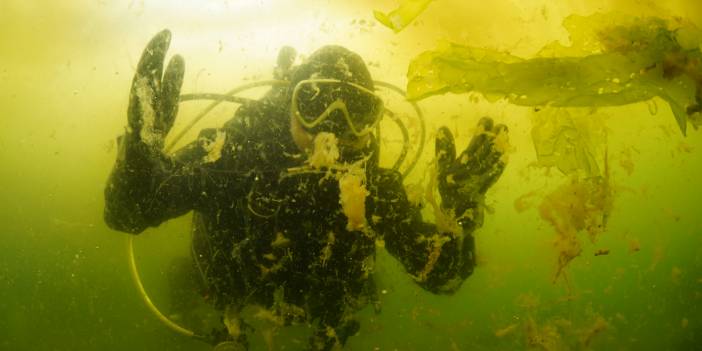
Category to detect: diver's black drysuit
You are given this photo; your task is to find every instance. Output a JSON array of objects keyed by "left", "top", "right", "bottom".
[{"left": 104, "top": 43, "right": 494, "bottom": 351}]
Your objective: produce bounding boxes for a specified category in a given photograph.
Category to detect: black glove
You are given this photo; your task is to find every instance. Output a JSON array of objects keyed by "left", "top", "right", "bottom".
[
  {"left": 127, "top": 29, "right": 185, "bottom": 150},
  {"left": 435, "top": 117, "right": 508, "bottom": 230}
]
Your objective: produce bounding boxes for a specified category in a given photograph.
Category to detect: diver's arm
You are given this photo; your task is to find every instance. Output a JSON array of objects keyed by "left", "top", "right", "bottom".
[
  {"left": 104, "top": 29, "right": 193, "bottom": 234},
  {"left": 104, "top": 133, "right": 206, "bottom": 233},
  {"left": 375, "top": 118, "right": 508, "bottom": 294},
  {"left": 370, "top": 170, "right": 477, "bottom": 294},
  {"left": 434, "top": 117, "right": 508, "bottom": 234}
]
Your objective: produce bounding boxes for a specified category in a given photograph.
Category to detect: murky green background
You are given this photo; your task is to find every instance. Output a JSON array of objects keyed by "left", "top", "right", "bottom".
[{"left": 1, "top": 1, "right": 701, "bottom": 350}]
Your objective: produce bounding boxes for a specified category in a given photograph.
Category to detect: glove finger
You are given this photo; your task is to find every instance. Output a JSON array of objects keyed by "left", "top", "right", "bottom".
[
  {"left": 136, "top": 29, "right": 170, "bottom": 82},
  {"left": 128, "top": 29, "right": 172, "bottom": 131},
  {"left": 435, "top": 126, "right": 456, "bottom": 173},
  {"left": 452, "top": 123, "right": 508, "bottom": 183},
  {"left": 159, "top": 54, "right": 185, "bottom": 134},
  {"left": 471, "top": 120, "right": 509, "bottom": 169},
  {"left": 477, "top": 157, "right": 506, "bottom": 194},
  {"left": 493, "top": 123, "right": 508, "bottom": 134},
  {"left": 465, "top": 116, "right": 494, "bottom": 156},
  {"left": 469, "top": 126, "right": 508, "bottom": 178},
  {"left": 484, "top": 123, "right": 509, "bottom": 166},
  {"left": 477, "top": 128, "right": 509, "bottom": 193}
]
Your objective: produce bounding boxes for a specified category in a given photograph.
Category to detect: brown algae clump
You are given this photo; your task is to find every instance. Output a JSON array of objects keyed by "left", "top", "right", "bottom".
[{"left": 539, "top": 174, "right": 613, "bottom": 282}]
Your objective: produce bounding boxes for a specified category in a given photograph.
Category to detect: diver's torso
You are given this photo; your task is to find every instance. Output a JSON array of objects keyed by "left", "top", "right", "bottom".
[
  {"left": 191, "top": 99, "right": 378, "bottom": 311},
  {"left": 194, "top": 156, "right": 378, "bottom": 311}
]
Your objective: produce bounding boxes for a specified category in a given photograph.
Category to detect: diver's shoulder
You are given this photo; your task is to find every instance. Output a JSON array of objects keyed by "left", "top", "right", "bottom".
[{"left": 223, "top": 97, "right": 288, "bottom": 132}]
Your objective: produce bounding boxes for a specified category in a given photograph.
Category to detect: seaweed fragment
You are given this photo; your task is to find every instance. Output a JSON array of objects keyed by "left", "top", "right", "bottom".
[
  {"left": 531, "top": 108, "right": 606, "bottom": 177},
  {"left": 373, "top": 0, "right": 435, "bottom": 33},
  {"left": 407, "top": 13, "right": 702, "bottom": 134}
]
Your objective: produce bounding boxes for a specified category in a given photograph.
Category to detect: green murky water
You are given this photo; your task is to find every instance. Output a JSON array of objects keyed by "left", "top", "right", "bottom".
[{"left": 1, "top": 1, "right": 701, "bottom": 350}]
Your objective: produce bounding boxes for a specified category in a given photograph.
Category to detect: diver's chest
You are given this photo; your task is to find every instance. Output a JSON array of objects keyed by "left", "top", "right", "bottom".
[{"left": 247, "top": 171, "right": 349, "bottom": 221}]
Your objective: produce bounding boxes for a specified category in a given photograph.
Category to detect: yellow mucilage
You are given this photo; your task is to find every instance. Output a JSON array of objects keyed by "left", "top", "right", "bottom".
[
  {"left": 307, "top": 132, "right": 370, "bottom": 232},
  {"left": 338, "top": 170, "right": 369, "bottom": 231},
  {"left": 307, "top": 132, "right": 340, "bottom": 169}
]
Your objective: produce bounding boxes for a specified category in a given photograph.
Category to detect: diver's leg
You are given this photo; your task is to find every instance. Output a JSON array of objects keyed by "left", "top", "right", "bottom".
[
  {"left": 167, "top": 256, "right": 202, "bottom": 322},
  {"left": 212, "top": 340, "right": 247, "bottom": 351},
  {"left": 308, "top": 316, "right": 360, "bottom": 351},
  {"left": 205, "top": 303, "right": 251, "bottom": 350}
]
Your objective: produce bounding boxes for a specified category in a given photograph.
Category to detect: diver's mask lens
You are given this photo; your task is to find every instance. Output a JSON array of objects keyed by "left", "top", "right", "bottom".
[{"left": 291, "top": 79, "right": 384, "bottom": 137}]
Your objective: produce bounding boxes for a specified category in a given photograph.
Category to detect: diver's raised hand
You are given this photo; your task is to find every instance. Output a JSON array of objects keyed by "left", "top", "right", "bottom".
[
  {"left": 127, "top": 29, "right": 185, "bottom": 149},
  {"left": 435, "top": 117, "right": 508, "bottom": 228}
]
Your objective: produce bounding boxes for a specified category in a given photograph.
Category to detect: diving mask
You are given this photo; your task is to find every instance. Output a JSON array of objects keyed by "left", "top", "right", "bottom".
[{"left": 291, "top": 78, "right": 384, "bottom": 137}]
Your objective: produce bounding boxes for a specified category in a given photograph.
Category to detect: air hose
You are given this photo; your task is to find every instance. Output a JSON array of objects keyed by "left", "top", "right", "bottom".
[
  {"left": 127, "top": 235, "right": 205, "bottom": 340},
  {"left": 372, "top": 80, "right": 426, "bottom": 177}
]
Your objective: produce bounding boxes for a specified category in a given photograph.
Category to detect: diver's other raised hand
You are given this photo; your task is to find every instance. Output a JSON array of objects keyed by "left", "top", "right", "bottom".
[
  {"left": 435, "top": 117, "right": 508, "bottom": 226},
  {"left": 127, "top": 29, "right": 185, "bottom": 149}
]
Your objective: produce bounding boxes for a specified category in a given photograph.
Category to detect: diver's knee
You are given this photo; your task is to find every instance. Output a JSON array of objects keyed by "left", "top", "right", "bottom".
[
  {"left": 336, "top": 319, "right": 360, "bottom": 345},
  {"left": 213, "top": 340, "right": 246, "bottom": 351},
  {"left": 309, "top": 319, "right": 360, "bottom": 351}
]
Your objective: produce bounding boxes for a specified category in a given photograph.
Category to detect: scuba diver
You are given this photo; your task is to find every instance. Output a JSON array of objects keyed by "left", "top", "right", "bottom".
[{"left": 104, "top": 29, "right": 509, "bottom": 350}]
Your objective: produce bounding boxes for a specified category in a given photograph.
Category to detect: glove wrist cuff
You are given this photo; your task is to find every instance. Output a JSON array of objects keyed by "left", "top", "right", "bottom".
[{"left": 124, "top": 126, "right": 166, "bottom": 151}]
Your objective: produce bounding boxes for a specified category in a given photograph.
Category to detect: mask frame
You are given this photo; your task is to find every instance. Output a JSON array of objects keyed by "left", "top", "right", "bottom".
[{"left": 290, "top": 78, "right": 385, "bottom": 137}]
